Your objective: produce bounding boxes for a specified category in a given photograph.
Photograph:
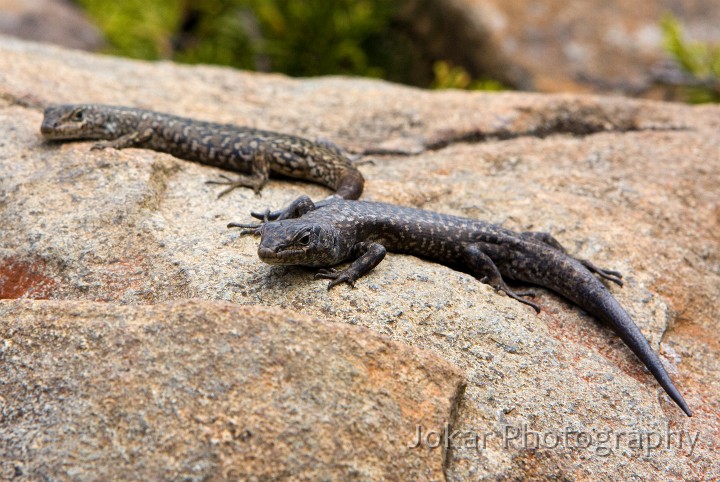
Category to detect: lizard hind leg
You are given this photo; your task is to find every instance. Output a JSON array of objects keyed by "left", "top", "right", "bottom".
[
  {"left": 520, "top": 231, "right": 566, "bottom": 252},
  {"left": 463, "top": 244, "right": 541, "bottom": 313},
  {"left": 521, "top": 231, "right": 623, "bottom": 286},
  {"left": 90, "top": 129, "right": 152, "bottom": 151}
]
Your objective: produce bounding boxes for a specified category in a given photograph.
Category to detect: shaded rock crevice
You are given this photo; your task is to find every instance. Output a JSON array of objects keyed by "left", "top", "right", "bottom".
[
  {"left": 423, "top": 119, "right": 689, "bottom": 151},
  {"left": 356, "top": 100, "right": 690, "bottom": 156},
  {"left": 441, "top": 381, "right": 468, "bottom": 480}
]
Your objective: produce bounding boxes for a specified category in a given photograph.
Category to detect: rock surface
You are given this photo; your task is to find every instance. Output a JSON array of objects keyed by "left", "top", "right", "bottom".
[
  {"left": 1, "top": 36, "right": 719, "bottom": 479},
  {"left": 0, "top": 0, "right": 103, "bottom": 51},
  {"left": 0, "top": 299, "right": 463, "bottom": 480},
  {"left": 400, "top": 0, "right": 720, "bottom": 96}
]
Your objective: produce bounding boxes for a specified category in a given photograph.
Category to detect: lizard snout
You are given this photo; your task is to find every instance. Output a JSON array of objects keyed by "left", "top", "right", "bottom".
[{"left": 257, "top": 246, "right": 282, "bottom": 263}]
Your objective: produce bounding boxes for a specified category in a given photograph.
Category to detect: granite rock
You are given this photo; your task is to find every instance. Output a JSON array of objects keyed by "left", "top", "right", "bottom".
[
  {"left": 0, "top": 36, "right": 719, "bottom": 480},
  {"left": 0, "top": 299, "right": 464, "bottom": 480}
]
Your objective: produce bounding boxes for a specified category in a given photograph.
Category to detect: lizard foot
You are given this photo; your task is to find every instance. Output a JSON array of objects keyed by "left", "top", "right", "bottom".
[
  {"left": 480, "top": 276, "right": 541, "bottom": 313},
  {"left": 581, "top": 260, "right": 624, "bottom": 286},
  {"left": 251, "top": 207, "right": 285, "bottom": 221},
  {"left": 207, "top": 174, "right": 264, "bottom": 198},
  {"left": 353, "top": 158, "right": 375, "bottom": 166},
  {"left": 315, "top": 268, "right": 357, "bottom": 289},
  {"left": 504, "top": 289, "right": 541, "bottom": 313},
  {"left": 227, "top": 221, "right": 264, "bottom": 236},
  {"left": 90, "top": 141, "right": 113, "bottom": 150},
  {"left": 251, "top": 195, "right": 320, "bottom": 222}
]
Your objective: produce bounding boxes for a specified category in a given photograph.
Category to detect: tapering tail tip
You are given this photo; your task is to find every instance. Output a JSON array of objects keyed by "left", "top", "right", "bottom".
[
  {"left": 583, "top": 285, "right": 693, "bottom": 417},
  {"left": 676, "top": 395, "right": 692, "bottom": 417},
  {"left": 663, "top": 376, "right": 692, "bottom": 417}
]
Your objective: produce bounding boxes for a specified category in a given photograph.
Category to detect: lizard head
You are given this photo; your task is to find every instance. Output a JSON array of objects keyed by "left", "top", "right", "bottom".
[
  {"left": 41, "top": 104, "right": 125, "bottom": 140},
  {"left": 256, "top": 220, "right": 343, "bottom": 267}
]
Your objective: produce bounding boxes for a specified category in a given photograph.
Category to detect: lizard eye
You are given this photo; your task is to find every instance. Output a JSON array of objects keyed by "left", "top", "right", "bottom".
[
  {"left": 297, "top": 233, "right": 311, "bottom": 246},
  {"left": 70, "top": 110, "right": 85, "bottom": 122}
]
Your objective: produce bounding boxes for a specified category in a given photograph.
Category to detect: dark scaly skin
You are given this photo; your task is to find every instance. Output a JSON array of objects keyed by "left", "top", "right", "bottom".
[
  {"left": 40, "top": 104, "right": 364, "bottom": 201},
  {"left": 230, "top": 196, "right": 692, "bottom": 417}
]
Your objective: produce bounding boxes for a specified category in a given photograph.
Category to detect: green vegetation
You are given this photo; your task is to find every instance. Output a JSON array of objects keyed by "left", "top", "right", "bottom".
[
  {"left": 660, "top": 14, "right": 720, "bottom": 103},
  {"left": 76, "top": 1, "right": 182, "bottom": 60},
  {"left": 76, "top": 0, "right": 412, "bottom": 82},
  {"left": 74, "top": 0, "right": 500, "bottom": 90},
  {"left": 431, "top": 61, "right": 505, "bottom": 91}
]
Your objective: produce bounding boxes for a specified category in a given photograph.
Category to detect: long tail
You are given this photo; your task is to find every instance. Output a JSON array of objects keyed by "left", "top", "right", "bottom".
[{"left": 550, "top": 262, "right": 692, "bottom": 417}]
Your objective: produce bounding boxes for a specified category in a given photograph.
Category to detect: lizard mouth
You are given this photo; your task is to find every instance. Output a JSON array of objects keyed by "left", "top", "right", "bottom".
[
  {"left": 40, "top": 121, "right": 61, "bottom": 137},
  {"left": 258, "top": 247, "right": 305, "bottom": 264},
  {"left": 40, "top": 122, "right": 79, "bottom": 140}
]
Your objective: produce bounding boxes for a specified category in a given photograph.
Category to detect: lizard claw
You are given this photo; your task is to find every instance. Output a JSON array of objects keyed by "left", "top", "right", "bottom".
[
  {"left": 480, "top": 276, "right": 540, "bottom": 313},
  {"left": 206, "top": 174, "right": 234, "bottom": 184},
  {"left": 251, "top": 208, "right": 283, "bottom": 221},
  {"left": 246, "top": 209, "right": 273, "bottom": 223},
  {"left": 353, "top": 158, "right": 375, "bottom": 166},
  {"left": 501, "top": 289, "right": 541, "bottom": 313},
  {"left": 513, "top": 289, "right": 536, "bottom": 298},
  {"left": 207, "top": 175, "right": 234, "bottom": 198},
  {"left": 594, "top": 268, "right": 624, "bottom": 286},
  {"left": 315, "top": 268, "right": 356, "bottom": 288},
  {"left": 90, "top": 141, "right": 110, "bottom": 150},
  {"left": 227, "top": 221, "right": 264, "bottom": 236},
  {"left": 581, "top": 260, "right": 624, "bottom": 286},
  {"left": 206, "top": 174, "right": 265, "bottom": 198}
]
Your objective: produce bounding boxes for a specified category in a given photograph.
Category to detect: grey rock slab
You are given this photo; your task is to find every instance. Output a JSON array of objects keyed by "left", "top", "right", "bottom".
[{"left": 0, "top": 299, "right": 464, "bottom": 481}]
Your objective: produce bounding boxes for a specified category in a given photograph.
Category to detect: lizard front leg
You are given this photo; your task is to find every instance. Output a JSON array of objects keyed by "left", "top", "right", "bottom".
[
  {"left": 250, "top": 197, "right": 338, "bottom": 221},
  {"left": 315, "top": 242, "right": 386, "bottom": 289},
  {"left": 262, "top": 195, "right": 318, "bottom": 221},
  {"left": 227, "top": 195, "right": 319, "bottom": 234},
  {"left": 90, "top": 128, "right": 153, "bottom": 150},
  {"left": 521, "top": 231, "right": 623, "bottom": 285}
]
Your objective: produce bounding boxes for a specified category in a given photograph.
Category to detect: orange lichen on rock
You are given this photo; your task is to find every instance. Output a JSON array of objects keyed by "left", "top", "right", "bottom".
[{"left": 0, "top": 257, "right": 57, "bottom": 299}]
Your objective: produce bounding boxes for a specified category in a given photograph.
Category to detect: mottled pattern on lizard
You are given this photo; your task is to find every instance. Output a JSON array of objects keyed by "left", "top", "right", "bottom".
[
  {"left": 230, "top": 196, "right": 692, "bottom": 417},
  {"left": 40, "top": 104, "right": 364, "bottom": 200}
]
